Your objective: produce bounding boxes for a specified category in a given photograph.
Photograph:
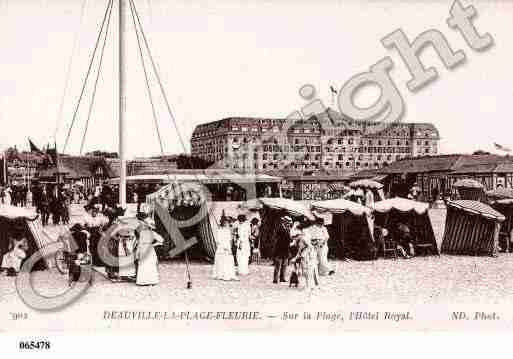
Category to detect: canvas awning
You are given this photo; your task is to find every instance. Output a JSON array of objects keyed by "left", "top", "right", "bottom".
[
  {"left": 349, "top": 179, "right": 384, "bottom": 190},
  {"left": 371, "top": 197, "right": 429, "bottom": 215},
  {"left": 311, "top": 198, "right": 372, "bottom": 216},
  {"left": 259, "top": 198, "right": 314, "bottom": 219},
  {"left": 453, "top": 178, "right": 484, "bottom": 188},
  {"left": 446, "top": 200, "right": 505, "bottom": 221},
  {"left": 486, "top": 188, "right": 513, "bottom": 200}
]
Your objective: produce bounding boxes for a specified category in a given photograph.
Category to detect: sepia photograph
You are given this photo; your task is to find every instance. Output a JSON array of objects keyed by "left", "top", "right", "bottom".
[{"left": 1, "top": 0, "right": 513, "bottom": 336}]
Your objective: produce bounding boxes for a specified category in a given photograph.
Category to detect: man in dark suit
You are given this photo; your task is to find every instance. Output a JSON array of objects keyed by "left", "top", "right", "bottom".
[{"left": 272, "top": 215, "right": 292, "bottom": 284}]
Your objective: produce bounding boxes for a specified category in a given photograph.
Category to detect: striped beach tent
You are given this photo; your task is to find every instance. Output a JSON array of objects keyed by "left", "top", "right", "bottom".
[
  {"left": 311, "top": 199, "right": 376, "bottom": 260},
  {"left": 441, "top": 200, "right": 505, "bottom": 256},
  {"left": 0, "top": 205, "right": 53, "bottom": 270},
  {"left": 371, "top": 197, "right": 439, "bottom": 256}
]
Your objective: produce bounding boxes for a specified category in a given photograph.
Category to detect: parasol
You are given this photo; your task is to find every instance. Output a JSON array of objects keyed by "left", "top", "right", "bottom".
[
  {"left": 349, "top": 179, "right": 384, "bottom": 190},
  {"left": 452, "top": 178, "right": 484, "bottom": 188}
]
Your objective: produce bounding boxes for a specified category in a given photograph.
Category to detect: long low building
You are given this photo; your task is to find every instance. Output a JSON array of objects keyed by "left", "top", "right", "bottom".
[
  {"left": 107, "top": 170, "right": 283, "bottom": 201},
  {"left": 372, "top": 153, "right": 513, "bottom": 201}
]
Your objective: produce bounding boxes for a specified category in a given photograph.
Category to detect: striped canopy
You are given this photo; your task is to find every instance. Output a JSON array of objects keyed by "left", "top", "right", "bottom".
[
  {"left": 486, "top": 188, "right": 513, "bottom": 200},
  {"left": 259, "top": 198, "right": 314, "bottom": 220},
  {"left": 311, "top": 199, "right": 372, "bottom": 217},
  {"left": 371, "top": 197, "right": 429, "bottom": 215},
  {"left": 453, "top": 178, "right": 484, "bottom": 188},
  {"left": 446, "top": 200, "right": 505, "bottom": 221},
  {"left": 349, "top": 179, "right": 384, "bottom": 190}
]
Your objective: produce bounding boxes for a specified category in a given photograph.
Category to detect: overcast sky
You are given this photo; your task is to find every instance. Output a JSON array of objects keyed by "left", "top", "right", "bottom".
[{"left": 1, "top": 0, "right": 512, "bottom": 158}]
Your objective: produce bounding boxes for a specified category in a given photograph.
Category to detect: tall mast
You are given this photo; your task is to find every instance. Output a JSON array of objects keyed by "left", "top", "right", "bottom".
[{"left": 118, "top": 0, "right": 127, "bottom": 207}]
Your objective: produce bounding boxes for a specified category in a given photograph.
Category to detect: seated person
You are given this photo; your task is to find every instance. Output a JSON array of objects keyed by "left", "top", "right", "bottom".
[
  {"left": 396, "top": 223, "right": 415, "bottom": 258},
  {"left": 1, "top": 238, "right": 28, "bottom": 276}
]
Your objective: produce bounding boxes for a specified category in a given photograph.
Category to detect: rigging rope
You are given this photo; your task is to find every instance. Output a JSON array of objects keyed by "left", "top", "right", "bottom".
[
  {"left": 62, "top": 0, "right": 113, "bottom": 154},
  {"left": 129, "top": 0, "right": 165, "bottom": 157},
  {"left": 54, "top": 0, "right": 88, "bottom": 145},
  {"left": 129, "top": 0, "right": 193, "bottom": 287},
  {"left": 129, "top": 0, "right": 190, "bottom": 157},
  {"left": 80, "top": 0, "right": 114, "bottom": 154}
]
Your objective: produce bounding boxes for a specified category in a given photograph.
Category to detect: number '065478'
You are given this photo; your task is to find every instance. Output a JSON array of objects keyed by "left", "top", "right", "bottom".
[{"left": 19, "top": 341, "right": 51, "bottom": 350}]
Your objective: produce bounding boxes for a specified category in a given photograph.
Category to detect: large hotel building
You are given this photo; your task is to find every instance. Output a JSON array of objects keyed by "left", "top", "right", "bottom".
[{"left": 191, "top": 109, "right": 439, "bottom": 173}]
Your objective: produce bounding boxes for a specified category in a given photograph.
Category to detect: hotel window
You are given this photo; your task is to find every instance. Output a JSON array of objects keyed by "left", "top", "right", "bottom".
[
  {"left": 345, "top": 162, "right": 351, "bottom": 167},
  {"left": 338, "top": 139, "right": 343, "bottom": 145},
  {"left": 242, "top": 127, "right": 248, "bottom": 132}
]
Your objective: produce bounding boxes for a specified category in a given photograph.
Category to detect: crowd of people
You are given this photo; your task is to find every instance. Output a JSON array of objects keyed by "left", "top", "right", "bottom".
[
  {"left": 212, "top": 212, "right": 335, "bottom": 291},
  {"left": 64, "top": 207, "right": 163, "bottom": 286}
]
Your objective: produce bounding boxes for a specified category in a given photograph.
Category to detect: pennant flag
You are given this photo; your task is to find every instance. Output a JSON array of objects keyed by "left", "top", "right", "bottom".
[
  {"left": 494, "top": 143, "right": 511, "bottom": 152},
  {"left": 330, "top": 85, "right": 338, "bottom": 94},
  {"left": 28, "top": 138, "right": 43, "bottom": 153}
]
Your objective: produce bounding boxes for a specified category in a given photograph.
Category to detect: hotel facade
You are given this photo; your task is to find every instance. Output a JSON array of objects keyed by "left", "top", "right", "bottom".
[{"left": 191, "top": 109, "right": 440, "bottom": 173}]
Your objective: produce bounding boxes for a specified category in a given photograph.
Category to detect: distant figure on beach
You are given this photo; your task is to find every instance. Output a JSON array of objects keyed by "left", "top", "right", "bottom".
[
  {"left": 272, "top": 215, "right": 292, "bottom": 284},
  {"left": 305, "top": 217, "right": 334, "bottom": 276},
  {"left": 135, "top": 219, "right": 163, "bottom": 286},
  {"left": 290, "top": 219, "right": 319, "bottom": 290},
  {"left": 235, "top": 214, "right": 251, "bottom": 276},
  {"left": 212, "top": 216, "right": 238, "bottom": 281}
]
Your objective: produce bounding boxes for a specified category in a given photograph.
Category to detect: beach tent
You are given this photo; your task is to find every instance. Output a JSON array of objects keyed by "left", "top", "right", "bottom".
[
  {"left": 371, "top": 197, "right": 439, "bottom": 256},
  {"left": 349, "top": 179, "right": 385, "bottom": 202},
  {"left": 0, "top": 205, "right": 53, "bottom": 270},
  {"left": 486, "top": 188, "right": 513, "bottom": 201},
  {"left": 441, "top": 200, "right": 504, "bottom": 256},
  {"left": 146, "top": 184, "right": 262, "bottom": 260},
  {"left": 488, "top": 198, "right": 513, "bottom": 252},
  {"left": 311, "top": 199, "right": 376, "bottom": 260},
  {"left": 453, "top": 178, "right": 485, "bottom": 201},
  {"left": 259, "top": 198, "right": 314, "bottom": 258}
]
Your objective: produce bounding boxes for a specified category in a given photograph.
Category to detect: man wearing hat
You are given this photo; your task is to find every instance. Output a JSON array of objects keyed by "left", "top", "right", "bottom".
[{"left": 272, "top": 215, "right": 292, "bottom": 284}]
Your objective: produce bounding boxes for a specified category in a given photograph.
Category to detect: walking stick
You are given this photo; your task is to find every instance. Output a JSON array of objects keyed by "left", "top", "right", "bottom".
[{"left": 184, "top": 250, "right": 192, "bottom": 289}]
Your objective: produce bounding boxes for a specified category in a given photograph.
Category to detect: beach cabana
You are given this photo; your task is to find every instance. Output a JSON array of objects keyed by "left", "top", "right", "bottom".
[
  {"left": 486, "top": 188, "right": 513, "bottom": 201},
  {"left": 311, "top": 199, "right": 376, "bottom": 260},
  {"left": 371, "top": 197, "right": 439, "bottom": 256},
  {"left": 259, "top": 198, "right": 314, "bottom": 258},
  {"left": 349, "top": 179, "right": 385, "bottom": 202},
  {"left": 0, "top": 205, "right": 53, "bottom": 270},
  {"left": 489, "top": 198, "right": 513, "bottom": 252},
  {"left": 453, "top": 178, "right": 485, "bottom": 201},
  {"left": 441, "top": 200, "right": 504, "bottom": 256}
]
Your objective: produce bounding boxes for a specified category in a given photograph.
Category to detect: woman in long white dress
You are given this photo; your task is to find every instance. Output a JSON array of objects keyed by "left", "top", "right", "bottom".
[
  {"left": 235, "top": 215, "right": 251, "bottom": 276},
  {"left": 213, "top": 217, "right": 238, "bottom": 281},
  {"left": 135, "top": 222, "right": 162, "bottom": 286}
]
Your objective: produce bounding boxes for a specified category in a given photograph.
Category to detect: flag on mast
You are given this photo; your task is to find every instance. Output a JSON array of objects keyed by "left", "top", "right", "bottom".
[
  {"left": 494, "top": 143, "right": 511, "bottom": 152},
  {"left": 330, "top": 85, "right": 338, "bottom": 94}
]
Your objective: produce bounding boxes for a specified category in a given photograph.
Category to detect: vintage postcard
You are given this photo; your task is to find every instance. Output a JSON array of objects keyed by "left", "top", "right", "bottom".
[{"left": 1, "top": 0, "right": 513, "bottom": 337}]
